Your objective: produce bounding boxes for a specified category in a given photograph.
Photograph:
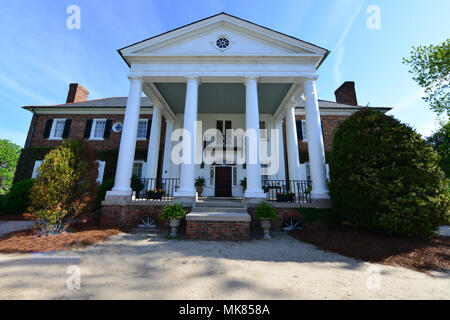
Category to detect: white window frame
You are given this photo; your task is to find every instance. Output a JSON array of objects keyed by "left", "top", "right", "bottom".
[
  {"left": 49, "top": 118, "right": 66, "bottom": 140},
  {"left": 136, "top": 119, "right": 148, "bottom": 140},
  {"left": 301, "top": 120, "right": 308, "bottom": 142},
  {"left": 132, "top": 160, "right": 145, "bottom": 179},
  {"left": 32, "top": 160, "right": 43, "bottom": 178},
  {"left": 90, "top": 119, "right": 107, "bottom": 140},
  {"left": 259, "top": 121, "right": 267, "bottom": 141},
  {"left": 96, "top": 160, "right": 106, "bottom": 184}
]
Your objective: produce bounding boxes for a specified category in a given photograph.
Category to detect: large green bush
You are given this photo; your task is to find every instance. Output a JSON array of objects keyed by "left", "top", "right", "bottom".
[
  {"left": 330, "top": 108, "right": 449, "bottom": 237},
  {"left": 0, "top": 178, "right": 34, "bottom": 215},
  {"left": 28, "top": 140, "right": 98, "bottom": 234}
]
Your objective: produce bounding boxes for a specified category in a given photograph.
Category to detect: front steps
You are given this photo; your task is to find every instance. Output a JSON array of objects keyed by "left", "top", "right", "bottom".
[{"left": 186, "top": 198, "right": 251, "bottom": 240}]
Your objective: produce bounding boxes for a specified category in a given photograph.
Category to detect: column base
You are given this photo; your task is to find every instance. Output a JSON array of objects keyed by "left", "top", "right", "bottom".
[
  {"left": 173, "top": 190, "right": 196, "bottom": 205},
  {"left": 311, "top": 190, "right": 331, "bottom": 208},
  {"left": 105, "top": 189, "right": 132, "bottom": 201},
  {"left": 244, "top": 190, "right": 267, "bottom": 205}
]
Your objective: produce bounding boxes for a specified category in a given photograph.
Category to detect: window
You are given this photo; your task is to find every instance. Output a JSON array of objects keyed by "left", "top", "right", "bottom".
[
  {"left": 259, "top": 121, "right": 267, "bottom": 141},
  {"left": 216, "top": 120, "right": 232, "bottom": 146},
  {"left": 132, "top": 161, "right": 145, "bottom": 179},
  {"left": 137, "top": 119, "right": 148, "bottom": 140},
  {"left": 90, "top": 119, "right": 107, "bottom": 140},
  {"left": 305, "top": 163, "right": 311, "bottom": 181},
  {"left": 301, "top": 120, "right": 307, "bottom": 141},
  {"left": 50, "top": 119, "right": 66, "bottom": 139},
  {"left": 216, "top": 37, "right": 229, "bottom": 49},
  {"left": 32, "top": 160, "right": 43, "bottom": 178},
  {"left": 97, "top": 161, "right": 106, "bottom": 183}
]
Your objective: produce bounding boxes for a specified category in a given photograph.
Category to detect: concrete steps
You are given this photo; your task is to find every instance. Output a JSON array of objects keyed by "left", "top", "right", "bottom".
[{"left": 191, "top": 207, "right": 248, "bottom": 213}]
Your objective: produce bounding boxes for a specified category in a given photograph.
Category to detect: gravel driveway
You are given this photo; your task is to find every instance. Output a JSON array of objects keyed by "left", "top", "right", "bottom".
[{"left": 0, "top": 231, "right": 448, "bottom": 299}]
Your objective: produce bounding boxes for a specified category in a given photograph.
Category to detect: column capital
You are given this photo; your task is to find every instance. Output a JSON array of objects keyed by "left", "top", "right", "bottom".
[
  {"left": 127, "top": 74, "right": 143, "bottom": 81},
  {"left": 184, "top": 76, "right": 200, "bottom": 84},
  {"left": 303, "top": 75, "right": 319, "bottom": 81},
  {"left": 243, "top": 76, "right": 259, "bottom": 86}
]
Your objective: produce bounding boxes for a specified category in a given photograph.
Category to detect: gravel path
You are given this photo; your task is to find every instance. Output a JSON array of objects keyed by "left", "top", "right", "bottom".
[{"left": 0, "top": 231, "right": 448, "bottom": 299}]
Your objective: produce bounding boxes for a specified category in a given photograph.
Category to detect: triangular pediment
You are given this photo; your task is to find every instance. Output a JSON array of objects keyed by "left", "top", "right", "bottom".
[{"left": 120, "top": 13, "right": 328, "bottom": 64}]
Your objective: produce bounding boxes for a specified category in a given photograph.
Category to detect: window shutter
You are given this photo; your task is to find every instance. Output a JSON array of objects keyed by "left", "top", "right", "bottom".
[
  {"left": 84, "top": 120, "right": 93, "bottom": 139},
  {"left": 146, "top": 120, "right": 152, "bottom": 139},
  {"left": 296, "top": 120, "right": 303, "bottom": 141},
  {"left": 104, "top": 120, "right": 112, "bottom": 139},
  {"left": 62, "top": 119, "right": 71, "bottom": 139},
  {"left": 43, "top": 119, "right": 53, "bottom": 138}
]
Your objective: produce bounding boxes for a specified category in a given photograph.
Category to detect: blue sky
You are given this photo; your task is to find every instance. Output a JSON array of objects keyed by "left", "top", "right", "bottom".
[{"left": 0, "top": 0, "right": 449, "bottom": 147}]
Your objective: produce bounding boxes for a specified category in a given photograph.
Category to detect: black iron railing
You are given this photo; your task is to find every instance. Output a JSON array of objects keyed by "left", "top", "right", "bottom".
[
  {"left": 262, "top": 179, "right": 312, "bottom": 203},
  {"left": 136, "top": 178, "right": 180, "bottom": 201}
]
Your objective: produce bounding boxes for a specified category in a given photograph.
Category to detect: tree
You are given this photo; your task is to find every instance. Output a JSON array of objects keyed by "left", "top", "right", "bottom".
[
  {"left": 0, "top": 139, "right": 21, "bottom": 195},
  {"left": 403, "top": 39, "right": 450, "bottom": 115},
  {"left": 427, "top": 121, "right": 450, "bottom": 177},
  {"left": 28, "top": 140, "right": 98, "bottom": 234},
  {"left": 330, "top": 108, "right": 449, "bottom": 237}
]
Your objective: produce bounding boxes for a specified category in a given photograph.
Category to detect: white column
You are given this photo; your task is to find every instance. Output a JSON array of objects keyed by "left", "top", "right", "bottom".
[
  {"left": 274, "top": 119, "right": 286, "bottom": 181},
  {"left": 285, "top": 105, "right": 302, "bottom": 181},
  {"left": 145, "top": 105, "right": 162, "bottom": 179},
  {"left": 106, "top": 76, "right": 143, "bottom": 200},
  {"left": 174, "top": 77, "right": 199, "bottom": 199},
  {"left": 162, "top": 119, "right": 174, "bottom": 178},
  {"left": 244, "top": 77, "right": 265, "bottom": 200},
  {"left": 303, "top": 76, "right": 329, "bottom": 200}
]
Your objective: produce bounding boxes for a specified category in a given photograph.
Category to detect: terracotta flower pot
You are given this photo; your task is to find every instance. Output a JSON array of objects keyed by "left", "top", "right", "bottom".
[
  {"left": 169, "top": 219, "right": 180, "bottom": 237},
  {"left": 260, "top": 219, "right": 272, "bottom": 240}
]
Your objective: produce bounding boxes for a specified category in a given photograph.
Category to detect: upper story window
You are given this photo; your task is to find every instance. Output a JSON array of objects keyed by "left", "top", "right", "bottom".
[
  {"left": 90, "top": 119, "right": 107, "bottom": 140},
  {"left": 137, "top": 119, "right": 148, "bottom": 140},
  {"left": 50, "top": 119, "right": 66, "bottom": 139}
]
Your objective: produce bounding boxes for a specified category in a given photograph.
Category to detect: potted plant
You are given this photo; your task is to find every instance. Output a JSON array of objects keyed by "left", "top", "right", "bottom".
[
  {"left": 146, "top": 188, "right": 166, "bottom": 200},
  {"left": 276, "top": 191, "right": 295, "bottom": 202},
  {"left": 160, "top": 202, "right": 187, "bottom": 237},
  {"left": 194, "top": 176, "right": 206, "bottom": 196},
  {"left": 254, "top": 202, "right": 278, "bottom": 240},
  {"left": 240, "top": 177, "right": 247, "bottom": 193}
]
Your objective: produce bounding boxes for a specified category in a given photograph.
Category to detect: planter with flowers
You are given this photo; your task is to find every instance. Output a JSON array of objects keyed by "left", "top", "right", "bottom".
[
  {"left": 160, "top": 202, "right": 187, "bottom": 237},
  {"left": 146, "top": 189, "right": 166, "bottom": 200},
  {"left": 276, "top": 191, "right": 295, "bottom": 202}
]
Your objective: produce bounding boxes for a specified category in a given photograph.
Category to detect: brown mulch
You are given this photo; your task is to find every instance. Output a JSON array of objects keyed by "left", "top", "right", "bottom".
[
  {"left": 0, "top": 214, "right": 32, "bottom": 221},
  {"left": 0, "top": 222, "right": 121, "bottom": 254},
  {"left": 291, "top": 223, "right": 450, "bottom": 273}
]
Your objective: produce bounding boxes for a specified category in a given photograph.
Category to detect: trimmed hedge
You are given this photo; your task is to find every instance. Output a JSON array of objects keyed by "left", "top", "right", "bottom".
[
  {"left": 329, "top": 108, "right": 449, "bottom": 237},
  {"left": 0, "top": 179, "right": 34, "bottom": 215}
]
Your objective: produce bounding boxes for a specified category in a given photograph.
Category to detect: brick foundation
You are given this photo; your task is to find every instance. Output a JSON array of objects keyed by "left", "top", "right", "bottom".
[
  {"left": 248, "top": 207, "right": 302, "bottom": 231},
  {"left": 186, "top": 220, "right": 250, "bottom": 241}
]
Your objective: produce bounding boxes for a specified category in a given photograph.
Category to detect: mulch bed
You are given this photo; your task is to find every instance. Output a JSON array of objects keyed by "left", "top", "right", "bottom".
[
  {"left": 0, "top": 214, "right": 32, "bottom": 221},
  {"left": 0, "top": 222, "right": 121, "bottom": 254},
  {"left": 291, "top": 223, "right": 450, "bottom": 273}
]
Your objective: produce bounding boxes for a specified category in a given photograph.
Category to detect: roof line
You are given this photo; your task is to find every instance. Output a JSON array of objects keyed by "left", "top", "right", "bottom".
[{"left": 117, "top": 12, "right": 330, "bottom": 69}]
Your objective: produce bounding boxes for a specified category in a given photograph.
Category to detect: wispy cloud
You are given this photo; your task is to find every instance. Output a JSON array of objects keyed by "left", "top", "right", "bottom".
[
  {"left": 0, "top": 73, "right": 53, "bottom": 105},
  {"left": 333, "top": 1, "right": 365, "bottom": 86}
]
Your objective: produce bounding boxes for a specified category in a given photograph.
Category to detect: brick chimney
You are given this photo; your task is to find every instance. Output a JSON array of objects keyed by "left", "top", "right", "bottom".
[
  {"left": 334, "top": 81, "right": 358, "bottom": 106},
  {"left": 66, "top": 83, "right": 89, "bottom": 103}
]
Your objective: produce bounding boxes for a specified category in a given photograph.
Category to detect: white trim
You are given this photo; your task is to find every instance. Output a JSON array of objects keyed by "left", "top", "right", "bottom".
[
  {"left": 89, "top": 118, "right": 107, "bottom": 140},
  {"left": 136, "top": 118, "right": 148, "bottom": 140},
  {"left": 49, "top": 118, "right": 66, "bottom": 140},
  {"left": 26, "top": 107, "right": 154, "bottom": 115},
  {"left": 97, "top": 160, "right": 106, "bottom": 183}
]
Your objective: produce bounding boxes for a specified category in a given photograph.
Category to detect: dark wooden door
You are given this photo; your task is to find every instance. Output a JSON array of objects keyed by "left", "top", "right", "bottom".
[{"left": 215, "top": 167, "right": 232, "bottom": 197}]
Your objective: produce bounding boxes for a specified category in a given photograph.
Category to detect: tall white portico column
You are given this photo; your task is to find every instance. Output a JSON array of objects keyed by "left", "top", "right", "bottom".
[
  {"left": 285, "top": 105, "right": 302, "bottom": 181},
  {"left": 303, "top": 76, "right": 330, "bottom": 204},
  {"left": 244, "top": 77, "right": 265, "bottom": 201},
  {"left": 106, "top": 76, "right": 143, "bottom": 200},
  {"left": 274, "top": 119, "right": 286, "bottom": 181},
  {"left": 174, "top": 77, "right": 199, "bottom": 201},
  {"left": 145, "top": 104, "right": 162, "bottom": 180}
]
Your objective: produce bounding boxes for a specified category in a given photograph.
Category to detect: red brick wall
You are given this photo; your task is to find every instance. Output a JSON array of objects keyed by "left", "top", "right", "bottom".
[
  {"left": 28, "top": 113, "right": 152, "bottom": 151},
  {"left": 248, "top": 207, "right": 301, "bottom": 231},
  {"left": 186, "top": 221, "right": 250, "bottom": 241}
]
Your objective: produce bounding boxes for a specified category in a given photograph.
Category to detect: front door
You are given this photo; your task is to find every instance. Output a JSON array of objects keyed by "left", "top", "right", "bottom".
[{"left": 215, "top": 167, "right": 232, "bottom": 197}]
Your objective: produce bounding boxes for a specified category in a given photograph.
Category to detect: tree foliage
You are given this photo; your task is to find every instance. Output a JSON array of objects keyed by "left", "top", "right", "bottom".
[
  {"left": 0, "top": 139, "right": 21, "bottom": 195},
  {"left": 28, "top": 140, "right": 98, "bottom": 234},
  {"left": 0, "top": 179, "right": 34, "bottom": 215},
  {"left": 403, "top": 39, "right": 450, "bottom": 115},
  {"left": 330, "top": 108, "right": 449, "bottom": 237},
  {"left": 427, "top": 121, "right": 450, "bottom": 177}
]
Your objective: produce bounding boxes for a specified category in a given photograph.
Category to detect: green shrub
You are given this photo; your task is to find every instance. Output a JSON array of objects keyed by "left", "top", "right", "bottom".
[
  {"left": 255, "top": 202, "right": 278, "bottom": 221},
  {"left": 131, "top": 174, "right": 144, "bottom": 194},
  {"left": 96, "top": 178, "right": 115, "bottom": 209},
  {"left": 160, "top": 202, "right": 187, "bottom": 221},
  {"left": 0, "top": 179, "right": 34, "bottom": 215},
  {"left": 28, "top": 140, "right": 98, "bottom": 234},
  {"left": 330, "top": 108, "right": 449, "bottom": 237},
  {"left": 299, "top": 207, "right": 341, "bottom": 226}
]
